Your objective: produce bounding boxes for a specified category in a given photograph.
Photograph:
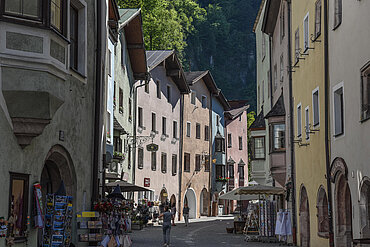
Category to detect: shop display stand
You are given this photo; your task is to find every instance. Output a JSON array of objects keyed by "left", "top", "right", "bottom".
[{"left": 77, "top": 212, "right": 103, "bottom": 247}]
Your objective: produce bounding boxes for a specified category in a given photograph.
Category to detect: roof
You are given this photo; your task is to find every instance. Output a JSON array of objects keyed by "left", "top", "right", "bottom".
[
  {"left": 118, "top": 8, "right": 147, "bottom": 80},
  {"left": 184, "top": 71, "right": 219, "bottom": 94},
  {"left": 253, "top": 0, "right": 266, "bottom": 33},
  {"left": 265, "top": 93, "right": 285, "bottom": 118},
  {"left": 261, "top": 0, "right": 281, "bottom": 35},
  {"left": 146, "top": 50, "right": 190, "bottom": 93},
  {"left": 225, "top": 100, "right": 250, "bottom": 120},
  {"left": 250, "top": 109, "right": 266, "bottom": 130}
]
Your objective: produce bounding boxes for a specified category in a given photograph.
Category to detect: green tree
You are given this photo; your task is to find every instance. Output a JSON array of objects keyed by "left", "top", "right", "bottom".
[{"left": 247, "top": 111, "right": 256, "bottom": 182}]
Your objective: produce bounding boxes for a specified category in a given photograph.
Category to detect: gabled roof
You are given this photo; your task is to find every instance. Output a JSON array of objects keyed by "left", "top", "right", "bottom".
[
  {"left": 118, "top": 8, "right": 148, "bottom": 80},
  {"left": 253, "top": 0, "right": 266, "bottom": 33},
  {"left": 261, "top": 0, "right": 281, "bottom": 35},
  {"left": 146, "top": 50, "right": 190, "bottom": 93},
  {"left": 225, "top": 100, "right": 250, "bottom": 120},
  {"left": 250, "top": 109, "right": 266, "bottom": 130},
  {"left": 265, "top": 93, "right": 285, "bottom": 118},
  {"left": 184, "top": 71, "right": 219, "bottom": 94}
]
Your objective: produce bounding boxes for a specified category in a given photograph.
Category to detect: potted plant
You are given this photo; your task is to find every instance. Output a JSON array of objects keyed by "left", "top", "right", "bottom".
[
  {"left": 216, "top": 177, "right": 229, "bottom": 183},
  {"left": 113, "top": 151, "right": 125, "bottom": 161}
]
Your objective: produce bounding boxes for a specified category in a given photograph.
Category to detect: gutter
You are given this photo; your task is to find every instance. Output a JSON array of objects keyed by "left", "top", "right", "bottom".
[
  {"left": 268, "top": 35, "right": 273, "bottom": 108},
  {"left": 323, "top": 0, "right": 335, "bottom": 245},
  {"left": 208, "top": 93, "right": 214, "bottom": 216},
  {"left": 178, "top": 93, "right": 185, "bottom": 221},
  {"left": 92, "top": 0, "right": 103, "bottom": 205},
  {"left": 286, "top": 0, "right": 297, "bottom": 244}
]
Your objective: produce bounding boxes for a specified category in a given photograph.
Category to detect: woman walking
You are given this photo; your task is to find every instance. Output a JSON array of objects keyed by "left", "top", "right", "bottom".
[
  {"left": 183, "top": 204, "right": 190, "bottom": 226},
  {"left": 159, "top": 206, "right": 173, "bottom": 246}
]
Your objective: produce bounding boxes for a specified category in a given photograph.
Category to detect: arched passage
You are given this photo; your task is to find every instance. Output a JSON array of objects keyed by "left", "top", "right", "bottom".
[
  {"left": 170, "top": 194, "right": 176, "bottom": 207},
  {"left": 359, "top": 177, "right": 370, "bottom": 238},
  {"left": 335, "top": 174, "right": 352, "bottom": 246},
  {"left": 184, "top": 188, "right": 197, "bottom": 219},
  {"left": 200, "top": 188, "right": 209, "bottom": 216},
  {"left": 299, "top": 185, "right": 310, "bottom": 247},
  {"left": 160, "top": 188, "right": 168, "bottom": 204},
  {"left": 316, "top": 186, "right": 329, "bottom": 237}
]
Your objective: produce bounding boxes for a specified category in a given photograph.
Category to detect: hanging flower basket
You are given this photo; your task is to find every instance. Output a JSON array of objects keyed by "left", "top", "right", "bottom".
[
  {"left": 113, "top": 151, "right": 125, "bottom": 161},
  {"left": 216, "top": 177, "right": 229, "bottom": 183}
]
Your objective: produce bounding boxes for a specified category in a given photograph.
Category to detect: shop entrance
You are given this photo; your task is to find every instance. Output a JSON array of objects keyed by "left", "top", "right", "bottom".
[
  {"left": 160, "top": 188, "right": 168, "bottom": 204},
  {"left": 170, "top": 194, "right": 176, "bottom": 207},
  {"left": 200, "top": 188, "right": 209, "bottom": 216},
  {"left": 299, "top": 186, "right": 310, "bottom": 247},
  {"left": 184, "top": 188, "right": 196, "bottom": 219}
]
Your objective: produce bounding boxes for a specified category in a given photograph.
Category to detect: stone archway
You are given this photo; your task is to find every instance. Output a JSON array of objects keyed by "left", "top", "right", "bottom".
[
  {"left": 316, "top": 186, "right": 329, "bottom": 238},
  {"left": 160, "top": 188, "right": 168, "bottom": 204},
  {"left": 170, "top": 194, "right": 176, "bottom": 208},
  {"left": 335, "top": 174, "right": 352, "bottom": 247},
  {"left": 299, "top": 185, "right": 310, "bottom": 247},
  {"left": 359, "top": 177, "right": 370, "bottom": 238},
  {"left": 184, "top": 188, "right": 197, "bottom": 219},
  {"left": 200, "top": 188, "right": 209, "bottom": 216}
]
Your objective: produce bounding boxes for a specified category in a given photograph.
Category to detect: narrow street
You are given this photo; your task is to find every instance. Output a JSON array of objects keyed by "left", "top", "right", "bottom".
[{"left": 130, "top": 219, "right": 281, "bottom": 247}]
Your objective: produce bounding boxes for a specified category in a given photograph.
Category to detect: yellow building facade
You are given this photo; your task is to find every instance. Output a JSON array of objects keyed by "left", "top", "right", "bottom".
[{"left": 292, "top": 0, "right": 329, "bottom": 246}]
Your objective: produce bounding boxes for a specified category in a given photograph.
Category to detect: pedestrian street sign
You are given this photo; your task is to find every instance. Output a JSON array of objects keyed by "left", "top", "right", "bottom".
[{"left": 147, "top": 143, "right": 159, "bottom": 152}]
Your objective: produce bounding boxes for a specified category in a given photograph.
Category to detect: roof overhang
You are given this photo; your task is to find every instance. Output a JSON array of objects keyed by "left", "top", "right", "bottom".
[
  {"left": 261, "top": 0, "right": 281, "bottom": 35},
  {"left": 188, "top": 71, "right": 219, "bottom": 94}
]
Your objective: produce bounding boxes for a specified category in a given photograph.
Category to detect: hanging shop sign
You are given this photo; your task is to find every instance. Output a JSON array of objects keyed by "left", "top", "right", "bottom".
[
  {"left": 146, "top": 143, "right": 159, "bottom": 152},
  {"left": 144, "top": 178, "right": 150, "bottom": 187}
]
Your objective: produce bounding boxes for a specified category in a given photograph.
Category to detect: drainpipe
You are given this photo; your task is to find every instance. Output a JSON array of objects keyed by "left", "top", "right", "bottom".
[
  {"left": 286, "top": 0, "right": 297, "bottom": 244},
  {"left": 92, "top": 0, "right": 103, "bottom": 205},
  {"left": 323, "top": 0, "right": 334, "bottom": 245},
  {"left": 208, "top": 93, "right": 213, "bottom": 216},
  {"left": 268, "top": 35, "right": 273, "bottom": 108},
  {"left": 178, "top": 93, "right": 185, "bottom": 221}
]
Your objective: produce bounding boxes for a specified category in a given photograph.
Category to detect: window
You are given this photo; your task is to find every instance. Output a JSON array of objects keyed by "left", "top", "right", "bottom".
[
  {"left": 138, "top": 147, "right": 144, "bottom": 169},
  {"left": 201, "top": 95, "right": 207, "bottom": 108},
  {"left": 333, "top": 85, "right": 344, "bottom": 136},
  {"left": 172, "top": 154, "right": 177, "bottom": 175},
  {"left": 167, "top": 85, "right": 171, "bottom": 102},
  {"left": 262, "top": 80, "right": 265, "bottom": 103},
  {"left": 145, "top": 82, "right": 149, "bottom": 93},
  {"left": 315, "top": 0, "right": 322, "bottom": 38},
  {"left": 280, "top": 4, "right": 285, "bottom": 41},
  {"left": 204, "top": 125, "right": 209, "bottom": 141},
  {"left": 162, "top": 117, "right": 167, "bottom": 135},
  {"left": 138, "top": 107, "right": 143, "bottom": 128},
  {"left": 8, "top": 173, "right": 29, "bottom": 240},
  {"left": 238, "top": 165, "right": 245, "bottom": 179},
  {"left": 107, "top": 111, "right": 111, "bottom": 141},
  {"left": 271, "top": 123, "right": 286, "bottom": 151},
  {"left": 119, "top": 88, "right": 123, "bottom": 113},
  {"left": 191, "top": 90, "right": 196, "bottom": 105},
  {"left": 173, "top": 121, "right": 178, "bottom": 139},
  {"left": 152, "top": 113, "right": 156, "bottom": 132},
  {"left": 196, "top": 123, "right": 200, "bottom": 139},
  {"left": 303, "top": 13, "right": 309, "bottom": 51},
  {"left": 267, "top": 70, "right": 271, "bottom": 98},
  {"left": 120, "top": 34, "right": 126, "bottom": 69},
  {"left": 4, "top": 0, "right": 41, "bottom": 19},
  {"left": 361, "top": 63, "right": 370, "bottom": 121},
  {"left": 113, "top": 81, "right": 116, "bottom": 107},
  {"left": 128, "top": 145, "right": 131, "bottom": 169},
  {"left": 262, "top": 35, "right": 266, "bottom": 59},
  {"left": 184, "top": 153, "right": 190, "bottom": 172},
  {"left": 251, "top": 137, "right": 265, "bottom": 159},
  {"left": 305, "top": 106, "right": 310, "bottom": 140},
  {"left": 227, "top": 133, "right": 232, "bottom": 148},
  {"left": 161, "top": 152, "right": 167, "bottom": 173},
  {"left": 215, "top": 137, "right": 225, "bottom": 152},
  {"left": 51, "top": 0, "right": 64, "bottom": 32},
  {"left": 70, "top": 5, "right": 78, "bottom": 70},
  {"left": 334, "top": 0, "right": 342, "bottom": 29},
  {"left": 228, "top": 164, "right": 234, "bottom": 178},
  {"left": 313, "top": 88, "right": 320, "bottom": 126},
  {"left": 258, "top": 84, "right": 260, "bottom": 106},
  {"left": 280, "top": 54, "right": 284, "bottom": 82},
  {"left": 195, "top": 154, "right": 201, "bottom": 171},
  {"left": 216, "top": 115, "right": 220, "bottom": 126},
  {"left": 186, "top": 122, "right": 191, "bottom": 137},
  {"left": 204, "top": 155, "right": 210, "bottom": 172},
  {"left": 215, "top": 165, "right": 225, "bottom": 178},
  {"left": 113, "top": 136, "right": 122, "bottom": 152},
  {"left": 156, "top": 81, "right": 161, "bottom": 99},
  {"left": 128, "top": 98, "right": 132, "bottom": 120},
  {"left": 295, "top": 28, "right": 300, "bottom": 63},
  {"left": 108, "top": 49, "right": 111, "bottom": 76},
  {"left": 238, "top": 136, "right": 243, "bottom": 150},
  {"left": 297, "top": 104, "right": 302, "bottom": 137},
  {"left": 151, "top": 151, "right": 156, "bottom": 171},
  {"left": 274, "top": 64, "right": 278, "bottom": 92}
]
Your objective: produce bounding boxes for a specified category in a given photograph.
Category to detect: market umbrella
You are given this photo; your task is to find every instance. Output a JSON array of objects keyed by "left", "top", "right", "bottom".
[
  {"left": 105, "top": 180, "right": 151, "bottom": 192},
  {"left": 235, "top": 185, "right": 285, "bottom": 196},
  {"left": 219, "top": 190, "right": 260, "bottom": 201}
]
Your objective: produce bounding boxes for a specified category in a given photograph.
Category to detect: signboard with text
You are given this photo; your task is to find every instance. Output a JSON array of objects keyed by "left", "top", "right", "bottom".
[{"left": 144, "top": 178, "right": 150, "bottom": 187}]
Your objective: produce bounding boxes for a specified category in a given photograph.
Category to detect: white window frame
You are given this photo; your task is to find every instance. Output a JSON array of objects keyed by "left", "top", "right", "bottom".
[
  {"left": 186, "top": 121, "right": 191, "bottom": 137},
  {"left": 312, "top": 87, "right": 320, "bottom": 127},
  {"left": 303, "top": 12, "right": 310, "bottom": 52},
  {"left": 297, "top": 103, "right": 302, "bottom": 138},
  {"left": 332, "top": 82, "right": 345, "bottom": 139},
  {"left": 305, "top": 106, "right": 310, "bottom": 141}
]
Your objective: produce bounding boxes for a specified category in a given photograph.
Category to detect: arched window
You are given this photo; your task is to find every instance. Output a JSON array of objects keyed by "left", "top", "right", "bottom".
[
  {"left": 360, "top": 177, "right": 370, "bottom": 238},
  {"left": 316, "top": 186, "right": 329, "bottom": 238}
]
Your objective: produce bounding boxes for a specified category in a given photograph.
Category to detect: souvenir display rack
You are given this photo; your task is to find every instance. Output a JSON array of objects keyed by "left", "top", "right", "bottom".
[{"left": 77, "top": 211, "right": 103, "bottom": 246}]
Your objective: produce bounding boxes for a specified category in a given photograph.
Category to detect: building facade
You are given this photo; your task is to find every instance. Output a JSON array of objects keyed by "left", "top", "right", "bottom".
[
  {"left": 291, "top": 0, "right": 329, "bottom": 245},
  {"left": 328, "top": 0, "right": 370, "bottom": 245},
  {"left": 0, "top": 0, "right": 101, "bottom": 244},
  {"left": 134, "top": 50, "right": 189, "bottom": 213},
  {"left": 181, "top": 71, "right": 217, "bottom": 219}
]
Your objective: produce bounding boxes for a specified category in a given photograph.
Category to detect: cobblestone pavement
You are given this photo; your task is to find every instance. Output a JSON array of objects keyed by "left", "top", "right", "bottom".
[{"left": 129, "top": 219, "right": 283, "bottom": 247}]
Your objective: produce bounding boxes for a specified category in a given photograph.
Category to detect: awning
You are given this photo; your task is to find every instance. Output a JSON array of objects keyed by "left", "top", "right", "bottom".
[
  {"left": 105, "top": 180, "right": 151, "bottom": 192},
  {"left": 219, "top": 190, "right": 260, "bottom": 201},
  {"left": 235, "top": 184, "right": 284, "bottom": 195}
]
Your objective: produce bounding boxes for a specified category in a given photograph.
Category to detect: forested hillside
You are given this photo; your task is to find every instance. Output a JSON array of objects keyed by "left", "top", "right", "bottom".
[{"left": 118, "top": 0, "right": 261, "bottom": 110}]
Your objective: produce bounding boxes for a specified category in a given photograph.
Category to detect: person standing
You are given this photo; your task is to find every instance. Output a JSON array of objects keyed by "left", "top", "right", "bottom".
[
  {"left": 159, "top": 206, "right": 173, "bottom": 247},
  {"left": 171, "top": 204, "right": 176, "bottom": 226},
  {"left": 183, "top": 204, "right": 190, "bottom": 227}
]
